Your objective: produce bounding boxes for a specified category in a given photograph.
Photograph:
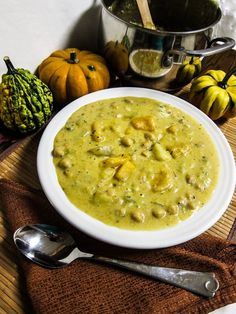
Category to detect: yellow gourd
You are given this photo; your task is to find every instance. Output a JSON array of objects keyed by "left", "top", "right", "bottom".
[
  {"left": 189, "top": 68, "right": 236, "bottom": 120},
  {"left": 37, "top": 48, "right": 110, "bottom": 107},
  {"left": 176, "top": 57, "right": 202, "bottom": 85}
]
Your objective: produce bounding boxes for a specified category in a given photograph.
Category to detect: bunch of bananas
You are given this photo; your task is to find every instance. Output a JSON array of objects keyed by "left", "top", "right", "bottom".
[
  {"left": 176, "top": 57, "right": 202, "bottom": 85},
  {"left": 0, "top": 56, "right": 53, "bottom": 134},
  {"left": 189, "top": 68, "right": 236, "bottom": 121}
]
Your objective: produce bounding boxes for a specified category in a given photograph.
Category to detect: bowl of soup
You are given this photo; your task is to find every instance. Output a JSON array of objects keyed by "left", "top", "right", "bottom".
[{"left": 37, "top": 87, "right": 235, "bottom": 249}]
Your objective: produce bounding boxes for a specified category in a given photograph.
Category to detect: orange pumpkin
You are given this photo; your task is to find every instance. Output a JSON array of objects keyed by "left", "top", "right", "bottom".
[{"left": 38, "top": 48, "right": 110, "bottom": 106}]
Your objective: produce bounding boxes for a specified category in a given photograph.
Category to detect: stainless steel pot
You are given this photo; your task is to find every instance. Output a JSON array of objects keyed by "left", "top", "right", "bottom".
[{"left": 98, "top": 0, "right": 235, "bottom": 81}]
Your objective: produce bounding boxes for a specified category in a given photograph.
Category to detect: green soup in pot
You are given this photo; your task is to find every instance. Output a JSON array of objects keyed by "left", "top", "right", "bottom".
[{"left": 107, "top": 0, "right": 220, "bottom": 31}]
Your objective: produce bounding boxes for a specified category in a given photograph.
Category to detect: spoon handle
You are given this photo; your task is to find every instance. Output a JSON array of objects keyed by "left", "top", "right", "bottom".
[
  {"left": 135, "top": 0, "right": 155, "bottom": 30},
  {"left": 92, "top": 255, "right": 219, "bottom": 297}
]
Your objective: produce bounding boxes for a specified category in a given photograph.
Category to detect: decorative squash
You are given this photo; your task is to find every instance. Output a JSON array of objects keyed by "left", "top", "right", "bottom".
[
  {"left": 38, "top": 48, "right": 110, "bottom": 106},
  {"left": 0, "top": 57, "right": 53, "bottom": 134},
  {"left": 104, "top": 41, "right": 129, "bottom": 76},
  {"left": 176, "top": 57, "right": 202, "bottom": 85},
  {"left": 189, "top": 68, "right": 236, "bottom": 120}
]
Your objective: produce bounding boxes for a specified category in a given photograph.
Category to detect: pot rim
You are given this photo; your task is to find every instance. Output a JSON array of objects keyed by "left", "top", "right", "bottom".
[{"left": 101, "top": 0, "right": 222, "bottom": 36}]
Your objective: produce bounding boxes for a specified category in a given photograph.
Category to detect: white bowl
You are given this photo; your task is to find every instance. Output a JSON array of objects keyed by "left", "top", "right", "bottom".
[{"left": 37, "top": 87, "right": 236, "bottom": 249}]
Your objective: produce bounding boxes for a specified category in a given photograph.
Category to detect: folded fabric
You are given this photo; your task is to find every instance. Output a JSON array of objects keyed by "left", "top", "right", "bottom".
[{"left": 0, "top": 178, "right": 235, "bottom": 314}]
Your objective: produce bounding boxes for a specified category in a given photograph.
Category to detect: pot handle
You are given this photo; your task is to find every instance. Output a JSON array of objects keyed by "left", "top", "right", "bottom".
[
  {"left": 185, "top": 37, "right": 235, "bottom": 57},
  {"left": 162, "top": 37, "right": 235, "bottom": 67}
]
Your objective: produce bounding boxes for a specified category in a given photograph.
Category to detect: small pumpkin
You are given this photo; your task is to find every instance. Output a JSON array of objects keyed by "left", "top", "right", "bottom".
[
  {"left": 38, "top": 48, "right": 110, "bottom": 106},
  {"left": 104, "top": 41, "right": 129, "bottom": 76},
  {"left": 176, "top": 57, "right": 202, "bottom": 85},
  {"left": 189, "top": 68, "right": 236, "bottom": 120},
  {"left": 0, "top": 56, "right": 53, "bottom": 134}
]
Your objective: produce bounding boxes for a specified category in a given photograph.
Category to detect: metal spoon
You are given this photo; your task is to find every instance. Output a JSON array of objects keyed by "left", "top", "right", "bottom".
[{"left": 13, "top": 224, "right": 219, "bottom": 297}]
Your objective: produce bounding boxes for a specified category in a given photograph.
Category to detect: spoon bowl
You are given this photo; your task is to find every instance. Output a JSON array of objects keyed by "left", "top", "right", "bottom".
[
  {"left": 14, "top": 224, "right": 84, "bottom": 268},
  {"left": 14, "top": 224, "right": 219, "bottom": 297}
]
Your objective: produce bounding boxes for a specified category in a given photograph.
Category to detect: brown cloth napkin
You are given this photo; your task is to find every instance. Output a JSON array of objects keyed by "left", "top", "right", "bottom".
[{"left": 0, "top": 179, "right": 235, "bottom": 314}]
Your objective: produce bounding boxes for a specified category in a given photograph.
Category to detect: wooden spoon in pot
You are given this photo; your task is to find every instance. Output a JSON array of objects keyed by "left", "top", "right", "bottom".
[{"left": 136, "top": 0, "right": 156, "bottom": 30}]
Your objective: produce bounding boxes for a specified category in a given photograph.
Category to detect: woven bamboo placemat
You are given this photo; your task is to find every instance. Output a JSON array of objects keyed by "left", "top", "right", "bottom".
[
  {"left": 0, "top": 113, "right": 235, "bottom": 314},
  {"left": 0, "top": 51, "right": 236, "bottom": 313}
]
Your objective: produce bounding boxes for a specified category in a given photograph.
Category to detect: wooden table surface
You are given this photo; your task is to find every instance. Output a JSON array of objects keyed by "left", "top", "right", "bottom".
[{"left": 0, "top": 50, "right": 236, "bottom": 314}]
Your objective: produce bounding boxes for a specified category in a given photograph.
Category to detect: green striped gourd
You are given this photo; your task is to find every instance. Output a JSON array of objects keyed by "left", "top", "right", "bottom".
[{"left": 0, "top": 56, "right": 53, "bottom": 134}]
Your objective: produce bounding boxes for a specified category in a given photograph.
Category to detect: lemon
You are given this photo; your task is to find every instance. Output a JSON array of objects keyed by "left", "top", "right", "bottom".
[{"left": 129, "top": 49, "right": 171, "bottom": 78}]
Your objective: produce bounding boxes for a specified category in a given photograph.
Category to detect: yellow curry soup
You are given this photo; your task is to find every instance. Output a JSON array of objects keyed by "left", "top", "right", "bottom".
[{"left": 52, "top": 97, "right": 220, "bottom": 230}]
